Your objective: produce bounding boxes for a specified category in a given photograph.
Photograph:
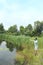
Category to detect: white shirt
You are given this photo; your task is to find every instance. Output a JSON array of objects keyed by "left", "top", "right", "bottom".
[
  {"left": 34, "top": 40, "right": 38, "bottom": 50},
  {"left": 34, "top": 40, "right": 38, "bottom": 46}
]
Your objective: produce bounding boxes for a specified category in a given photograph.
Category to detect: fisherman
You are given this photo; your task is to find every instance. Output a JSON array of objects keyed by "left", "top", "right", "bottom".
[{"left": 34, "top": 38, "right": 38, "bottom": 56}]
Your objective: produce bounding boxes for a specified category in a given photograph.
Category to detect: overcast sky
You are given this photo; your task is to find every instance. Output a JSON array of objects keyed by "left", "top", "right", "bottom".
[{"left": 0, "top": 0, "right": 43, "bottom": 30}]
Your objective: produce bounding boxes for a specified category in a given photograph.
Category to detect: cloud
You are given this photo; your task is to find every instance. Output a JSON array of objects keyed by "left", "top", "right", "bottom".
[{"left": 0, "top": 0, "right": 43, "bottom": 30}]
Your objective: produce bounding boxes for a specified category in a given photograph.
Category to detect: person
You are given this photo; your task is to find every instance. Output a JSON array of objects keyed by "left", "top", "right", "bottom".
[{"left": 34, "top": 38, "right": 38, "bottom": 56}]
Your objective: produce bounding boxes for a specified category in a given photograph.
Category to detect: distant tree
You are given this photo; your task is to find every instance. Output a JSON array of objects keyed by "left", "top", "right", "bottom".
[
  {"left": 34, "top": 21, "right": 40, "bottom": 29},
  {"left": 40, "top": 21, "right": 43, "bottom": 32},
  {"left": 24, "top": 24, "right": 33, "bottom": 36},
  {"left": 20, "top": 26, "right": 25, "bottom": 35},
  {"left": 8, "top": 25, "right": 18, "bottom": 33},
  {"left": 16, "top": 31, "right": 21, "bottom": 35},
  {"left": 0, "top": 23, "right": 5, "bottom": 33},
  {"left": 34, "top": 21, "right": 42, "bottom": 36},
  {"left": 25, "top": 24, "right": 32, "bottom": 31},
  {"left": 27, "top": 24, "right": 33, "bottom": 31}
]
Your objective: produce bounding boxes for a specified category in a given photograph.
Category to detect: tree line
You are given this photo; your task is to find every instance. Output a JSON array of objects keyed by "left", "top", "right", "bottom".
[{"left": 0, "top": 21, "right": 43, "bottom": 36}]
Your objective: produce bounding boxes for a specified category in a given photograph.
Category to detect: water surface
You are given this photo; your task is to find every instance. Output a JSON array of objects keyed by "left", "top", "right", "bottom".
[{"left": 0, "top": 41, "right": 16, "bottom": 65}]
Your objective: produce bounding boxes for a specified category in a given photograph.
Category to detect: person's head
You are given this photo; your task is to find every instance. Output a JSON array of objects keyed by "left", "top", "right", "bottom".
[{"left": 34, "top": 38, "right": 37, "bottom": 41}]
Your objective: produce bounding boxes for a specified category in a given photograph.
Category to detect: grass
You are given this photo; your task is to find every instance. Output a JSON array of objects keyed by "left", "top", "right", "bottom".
[
  {"left": 0, "top": 34, "right": 30, "bottom": 50},
  {"left": 16, "top": 37, "right": 43, "bottom": 65},
  {"left": 0, "top": 34, "right": 43, "bottom": 65}
]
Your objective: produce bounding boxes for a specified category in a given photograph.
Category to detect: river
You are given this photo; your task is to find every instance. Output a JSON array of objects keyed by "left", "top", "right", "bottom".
[{"left": 0, "top": 41, "right": 16, "bottom": 65}]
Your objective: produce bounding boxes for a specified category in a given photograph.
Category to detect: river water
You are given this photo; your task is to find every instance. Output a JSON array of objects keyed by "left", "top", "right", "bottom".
[{"left": 0, "top": 41, "right": 16, "bottom": 65}]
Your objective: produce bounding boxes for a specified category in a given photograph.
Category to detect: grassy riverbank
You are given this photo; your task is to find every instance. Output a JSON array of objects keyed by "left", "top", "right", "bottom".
[
  {"left": 16, "top": 36, "right": 43, "bottom": 65},
  {"left": 0, "top": 34, "right": 43, "bottom": 49},
  {"left": 0, "top": 34, "right": 43, "bottom": 65}
]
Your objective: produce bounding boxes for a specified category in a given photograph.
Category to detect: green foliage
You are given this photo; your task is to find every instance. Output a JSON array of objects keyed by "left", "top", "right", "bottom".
[
  {"left": 0, "top": 21, "right": 43, "bottom": 36},
  {"left": 26, "top": 24, "right": 33, "bottom": 31},
  {"left": 20, "top": 26, "right": 25, "bottom": 35},
  {"left": 34, "top": 21, "right": 43, "bottom": 36},
  {"left": 0, "top": 23, "right": 5, "bottom": 33},
  {"left": 8, "top": 25, "right": 18, "bottom": 33},
  {"left": 40, "top": 21, "right": 43, "bottom": 31},
  {"left": 0, "top": 34, "right": 30, "bottom": 51},
  {"left": 41, "top": 32, "right": 43, "bottom": 36},
  {"left": 24, "top": 24, "right": 33, "bottom": 36}
]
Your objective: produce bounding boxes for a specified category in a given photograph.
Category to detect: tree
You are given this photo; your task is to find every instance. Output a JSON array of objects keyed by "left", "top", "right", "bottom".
[
  {"left": 8, "top": 25, "right": 18, "bottom": 33},
  {"left": 27, "top": 24, "right": 33, "bottom": 31},
  {"left": 34, "top": 21, "right": 42, "bottom": 36},
  {"left": 40, "top": 21, "right": 43, "bottom": 32},
  {"left": 20, "top": 26, "right": 25, "bottom": 35},
  {"left": 34, "top": 21, "right": 40, "bottom": 29},
  {"left": 24, "top": 24, "right": 33, "bottom": 36},
  {"left": 25, "top": 24, "right": 32, "bottom": 32},
  {"left": 0, "top": 23, "right": 5, "bottom": 33}
]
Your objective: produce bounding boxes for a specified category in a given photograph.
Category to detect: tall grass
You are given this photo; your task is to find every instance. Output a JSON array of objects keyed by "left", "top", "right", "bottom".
[
  {"left": 0, "top": 34, "right": 30, "bottom": 50},
  {"left": 0, "top": 34, "right": 43, "bottom": 50},
  {"left": 0, "top": 34, "right": 43, "bottom": 65}
]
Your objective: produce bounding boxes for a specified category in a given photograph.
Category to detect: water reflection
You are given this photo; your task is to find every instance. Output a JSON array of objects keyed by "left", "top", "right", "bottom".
[
  {"left": 0, "top": 40, "right": 2, "bottom": 45},
  {"left": 0, "top": 41, "right": 16, "bottom": 65},
  {"left": 6, "top": 42, "right": 14, "bottom": 52}
]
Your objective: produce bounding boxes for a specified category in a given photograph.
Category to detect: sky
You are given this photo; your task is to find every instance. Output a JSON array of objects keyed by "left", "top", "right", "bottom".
[{"left": 0, "top": 0, "right": 43, "bottom": 30}]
